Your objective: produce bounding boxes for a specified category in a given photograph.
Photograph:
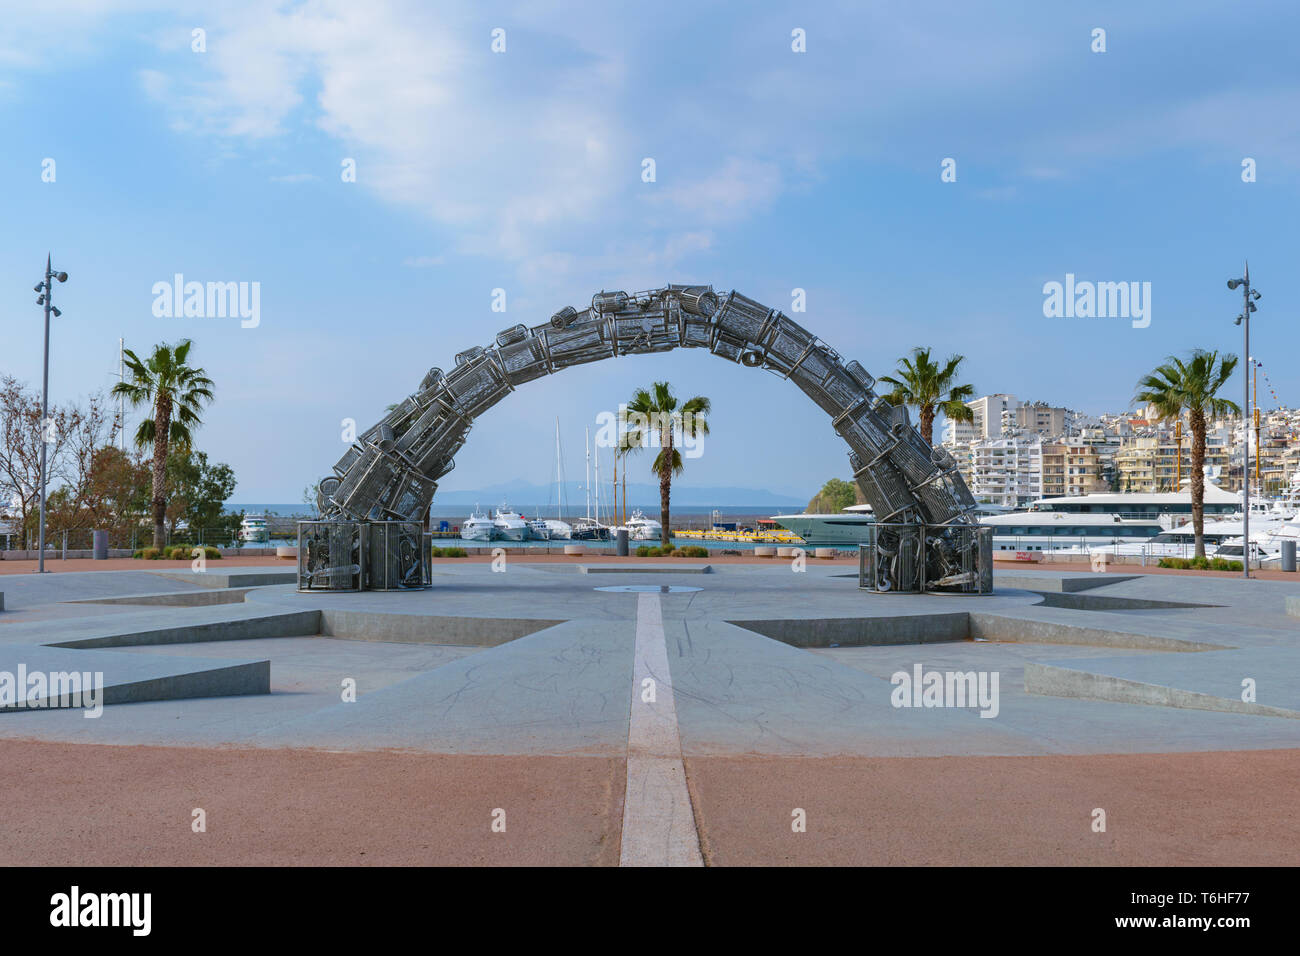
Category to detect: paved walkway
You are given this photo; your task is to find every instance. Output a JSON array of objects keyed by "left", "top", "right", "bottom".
[{"left": 0, "top": 562, "right": 1295, "bottom": 865}]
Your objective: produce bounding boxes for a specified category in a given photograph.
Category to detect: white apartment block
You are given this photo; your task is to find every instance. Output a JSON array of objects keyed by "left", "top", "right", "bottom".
[
  {"left": 943, "top": 393, "right": 1020, "bottom": 448},
  {"left": 942, "top": 418, "right": 979, "bottom": 446},
  {"left": 969, "top": 394, "right": 1021, "bottom": 440},
  {"left": 964, "top": 435, "right": 1044, "bottom": 508}
]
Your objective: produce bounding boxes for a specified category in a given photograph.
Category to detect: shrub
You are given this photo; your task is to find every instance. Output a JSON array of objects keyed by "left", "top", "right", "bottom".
[
  {"left": 430, "top": 546, "right": 467, "bottom": 558},
  {"left": 673, "top": 545, "right": 709, "bottom": 558},
  {"left": 1158, "top": 556, "right": 1242, "bottom": 572},
  {"left": 137, "top": 547, "right": 162, "bottom": 560}
]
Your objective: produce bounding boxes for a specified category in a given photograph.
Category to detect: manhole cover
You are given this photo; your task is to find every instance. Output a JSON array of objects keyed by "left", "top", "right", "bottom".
[{"left": 594, "top": 584, "right": 703, "bottom": 593}]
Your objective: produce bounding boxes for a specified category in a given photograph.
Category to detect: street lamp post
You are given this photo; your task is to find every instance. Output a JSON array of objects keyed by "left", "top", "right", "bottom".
[
  {"left": 33, "top": 254, "right": 69, "bottom": 574},
  {"left": 1228, "top": 263, "right": 1260, "bottom": 581}
]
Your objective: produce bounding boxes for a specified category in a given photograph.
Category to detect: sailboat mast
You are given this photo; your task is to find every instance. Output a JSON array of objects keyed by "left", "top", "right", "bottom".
[
  {"left": 554, "top": 418, "right": 564, "bottom": 520},
  {"left": 585, "top": 426, "right": 591, "bottom": 521}
]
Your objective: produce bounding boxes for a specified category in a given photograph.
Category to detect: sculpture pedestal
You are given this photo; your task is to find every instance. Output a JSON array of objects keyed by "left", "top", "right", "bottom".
[
  {"left": 858, "top": 523, "right": 992, "bottom": 594},
  {"left": 297, "top": 521, "right": 430, "bottom": 592}
]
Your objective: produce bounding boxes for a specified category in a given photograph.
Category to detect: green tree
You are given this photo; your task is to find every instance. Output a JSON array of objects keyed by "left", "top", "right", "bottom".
[
  {"left": 878, "top": 348, "right": 975, "bottom": 446},
  {"left": 166, "top": 446, "right": 240, "bottom": 542},
  {"left": 808, "top": 478, "right": 857, "bottom": 513},
  {"left": 112, "top": 339, "right": 215, "bottom": 548},
  {"left": 1134, "top": 349, "right": 1240, "bottom": 558},
  {"left": 624, "top": 382, "right": 710, "bottom": 548},
  {"left": 84, "top": 445, "right": 151, "bottom": 545}
]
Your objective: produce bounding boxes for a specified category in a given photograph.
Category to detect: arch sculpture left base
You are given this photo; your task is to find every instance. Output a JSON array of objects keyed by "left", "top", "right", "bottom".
[{"left": 297, "top": 520, "right": 430, "bottom": 592}]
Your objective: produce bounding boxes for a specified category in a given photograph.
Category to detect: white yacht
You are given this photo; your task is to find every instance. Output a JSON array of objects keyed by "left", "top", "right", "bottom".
[
  {"left": 1057, "top": 475, "right": 1300, "bottom": 561},
  {"left": 460, "top": 508, "right": 494, "bottom": 542},
  {"left": 770, "top": 504, "right": 876, "bottom": 547},
  {"left": 985, "top": 478, "right": 1242, "bottom": 553},
  {"left": 623, "top": 510, "right": 663, "bottom": 541},
  {"left": 982, "top": 511, "right": 1164, "bottom": 552},
  {"left": 528, "top": 518, "right": 572, "bottom": 540},
  {"left": 492, "top": 505, "right": 529, "bottom": 541},
  {"left": 239, "top": 514, "right": 270, "bottom": 543}
]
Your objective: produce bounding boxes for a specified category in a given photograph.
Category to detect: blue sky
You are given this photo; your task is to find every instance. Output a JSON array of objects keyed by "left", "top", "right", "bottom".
[{"left": 2, "top": 0, "right": 1297, "bottom": 502}]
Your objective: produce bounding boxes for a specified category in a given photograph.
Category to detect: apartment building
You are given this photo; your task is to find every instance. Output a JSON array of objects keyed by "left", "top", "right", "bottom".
[
  {"left": 969, "top": 394, "right": 1021, "bottom": 440},
  {"left": 1113, "top": 435, "right": 1231, "bottom": 492},
  {"left": 1012, "top": 402, "right": 1068, "bottom": 439},
  {"left": 965, "top": 435, "right": 1043, "bottom": 508},
  {"left": 1041, "top": 442, "right": 1107, "bottom": 498}
]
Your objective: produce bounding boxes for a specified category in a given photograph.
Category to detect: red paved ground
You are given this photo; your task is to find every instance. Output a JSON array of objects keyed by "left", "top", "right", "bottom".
[
  {"left": 3, "top": 742, "right": 1297, "bottom": 866},
  {"left": 0, "top": 556, "right": 298, "bottom": 575},
  {"left": 685, "top": 750, "right": 1300, "bottom": 866},
  {"left": 0, "top": 742, "right": 623, "bottom": 866}
]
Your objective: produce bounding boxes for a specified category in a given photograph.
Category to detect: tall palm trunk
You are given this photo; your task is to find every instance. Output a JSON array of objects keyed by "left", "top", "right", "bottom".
[
  {"left": 659, "top": 424, "right": 672, "bottom": 548},
  {"left": 1189, "top": 410, "right": 1206, "bottom": 559},
  {"left": 919, "top": 405, "right": 936, "bottom": 446},
  {"left": 151, "top": 395, "right": 172, "bottom": 549}
]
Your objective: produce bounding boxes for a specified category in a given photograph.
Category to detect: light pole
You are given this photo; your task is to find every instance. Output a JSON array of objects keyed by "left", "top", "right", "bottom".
[
  {"left": 33, "top": 254, "right": 69, "bottom": 574},
  {"left": 1228, "top": 263, "right": 1260, "bottom": 580}
]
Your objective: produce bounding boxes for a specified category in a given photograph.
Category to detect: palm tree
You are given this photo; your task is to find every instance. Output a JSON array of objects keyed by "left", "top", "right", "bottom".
[
  {"left": 877, "top": 348, "right": 975, "bottom": 446},
  {"left": 1134, "top": 350, "right": 1239, "bottom": 559},
  {"left": 112, "top": 339, "right": 215, "bottom": 548},
  {"left": 613, "top": 408, "right": 642, "bottom": 527},
  {"left": 624, "top": 382, "right": 709, "bottom": 548}
]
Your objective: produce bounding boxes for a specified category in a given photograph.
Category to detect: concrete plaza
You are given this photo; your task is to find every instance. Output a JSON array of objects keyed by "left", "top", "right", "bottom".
[{"left": 0, "top": 559, "right": 1296, "bottom": 865}]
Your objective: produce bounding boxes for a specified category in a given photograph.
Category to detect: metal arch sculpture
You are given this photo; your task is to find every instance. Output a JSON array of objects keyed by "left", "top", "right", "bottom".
[{"left": 300, "top": 284, "right": 990, "bottom": 593}]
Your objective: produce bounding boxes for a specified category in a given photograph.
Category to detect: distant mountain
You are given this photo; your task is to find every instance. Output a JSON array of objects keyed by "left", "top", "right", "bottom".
[{"left": 435, "top": 479, "right": 803, "bottom": 507}]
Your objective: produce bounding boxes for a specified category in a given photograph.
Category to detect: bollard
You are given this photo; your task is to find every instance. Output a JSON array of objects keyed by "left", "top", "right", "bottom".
[
  {"left": 92, "top": 530, "right": 108, "bottom": 560},
  {"left": 1282, "top": 540, "right": 1297, "bottom": 573},
  {"left": 616, "top": 527, "right": 629, "bottom": 556}
]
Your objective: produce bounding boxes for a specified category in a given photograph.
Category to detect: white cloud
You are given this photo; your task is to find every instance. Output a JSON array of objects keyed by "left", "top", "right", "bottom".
[
  {"left": 134, "top": 0, "right": 630, "bottom": 262},
  {"left": 655, "top": 158, "right": 784, "bottom": 225}
]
